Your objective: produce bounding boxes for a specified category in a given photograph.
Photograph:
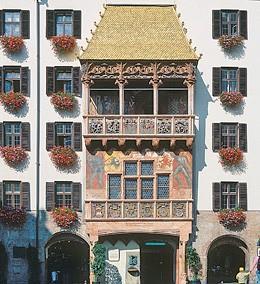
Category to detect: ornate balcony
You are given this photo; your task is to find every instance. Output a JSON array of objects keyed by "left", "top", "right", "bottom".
[
  {"left": 85, "top": 199, "right": 193, "bottom": 221},
  {"left": 84, "top": 115, "right": 195, "bottom": 146}
]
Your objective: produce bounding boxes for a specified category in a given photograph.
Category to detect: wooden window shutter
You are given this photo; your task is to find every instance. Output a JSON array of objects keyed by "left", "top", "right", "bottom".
[
  {"left": 0, "top": 182, "right": 3, "bottom": 207},
  {"left": 21, "top": 123, "right": 30, "bottom": 151},
  {"left": 239, "top": 68, "right": 247, "bottom": 97},
  {"left": 0, "top": 123, "right": 3, "bottom": 147},
  {"left": 212, "top": 10, "right": 221, "bottom": 39},
  {"left": 213, "top": 183, "right": 221, "bottom": 211},
  {"left": 46, "top": 182, "right": 55, "bottom": 211},
  {"left": 21, "top": 182, "right": 30, "bottom": 210},
  {"left": 46, "top": 67, "right": 55, "bottom": 95},
  {"left": 73, "top": 11, "right": 81, "bottom": 39},
  {"left": 0, "top": 10, "right": 3, "bottom": 36},
  {"left": 239, "top": 11, "right": 248, "bottom": 39},
  {"left": 46, "top": 10, "right": 55, "bottom": 38},
  {"left": 239, "top": 183, "right": 247, "bottom": 211},
  {"left": 239, "top": 124, "right": 247, "bottom": 152},
  {"left": 20, "top": 67, "right": 29, "bottom": 96},
  {"left": 46, "top": 123, "right": 55, "bottom": 151},
  {"left": 212, "top": 67, "right": 221, "bottom": 96},
  {"left": 212, "top": 123, "right": 221, "bottom": 152},
  {"left": 72, "top": 67, "right": 81, "bottom": 97},
  {"left": 73, "top": 123, "right": 82, "bottom": 151},
  {"left": 72, "top": 182, "right": 82, "bottom": 211},
  {"left": 0, "top": 67, "right": 3, "bottom": 92},
  {"left": 21, "top": 10, "right": 30, "bottom": 39}
]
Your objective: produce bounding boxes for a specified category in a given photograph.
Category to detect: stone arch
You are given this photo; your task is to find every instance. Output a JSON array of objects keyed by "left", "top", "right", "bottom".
[{"left": 207, "top": 235, "right": 249, "bottom": 284}]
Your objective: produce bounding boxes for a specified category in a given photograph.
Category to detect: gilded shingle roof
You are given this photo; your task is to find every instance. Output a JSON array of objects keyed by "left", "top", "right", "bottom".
[{"left": 80, "top": 5, "right": 198, "bottom": 61}]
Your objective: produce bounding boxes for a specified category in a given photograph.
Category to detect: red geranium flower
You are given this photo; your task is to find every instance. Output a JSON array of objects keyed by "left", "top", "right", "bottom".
[
  {"left": 218, "top": 208, "right": 246, "bottom": 229},
  {"left": 52, "top": 207, "right": 78, "bottom": 228},
  {"left": 219, "top": 147, "right": 243, "bottom": 166},
  {"left": 50, "top": 146, "right": 77, "bottom": 168},
  {"left": 0, "top": 146, "right": 28, "bottom": 166},
  {"left": 51, "top": 35, "right": 76, "bottom": 52},
  {"left": 0, "top": 36, "right": 24, "bottom": 52},
  {"left": 220, "top": 91, "right": 244, "bottom": 107},
  {"left": 218, "top": 35, "right": 244, "bottom": 50},
  {"left": 0, "top": 206, "right": 27, "bottom": 227},
  {"left": 51, "top": 92, "right": 75, "bottom": 111},
  {"left": 0, "top": 92, "right": 26, "bottom": 112}
]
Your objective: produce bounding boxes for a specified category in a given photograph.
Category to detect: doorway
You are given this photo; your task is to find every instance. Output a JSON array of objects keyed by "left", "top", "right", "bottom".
[
  {"left": 140, "top": 241, "right": 173, "bottom": 284},
  {"left": 46, "top": 234, "right": 89, "bottom": 284},
  {"left": 208, "top": 242, "right": 246, "bottom": 283},
  {"left": 0, "top": 242, "right": 7, "bottom": 284}
]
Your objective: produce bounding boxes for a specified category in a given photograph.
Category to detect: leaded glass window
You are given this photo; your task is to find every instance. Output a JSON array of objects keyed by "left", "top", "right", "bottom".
[
  {"left": 125, "top": 179, "right": 137, "bottom": 199},
  {"left": 157, "top": 175, "right": 169, "bottom": 199},
  {"left": 141, "top": 178, "right": 153, "bottom": 199},
  {"left": 108, "top": 175, "right": 121, "bottom": 199},
  {"left": 125, "top": 162, "right": 137, "bottom": 176},
  {"left": 141, "top": 161, "right": 153, "bottom": 176}
]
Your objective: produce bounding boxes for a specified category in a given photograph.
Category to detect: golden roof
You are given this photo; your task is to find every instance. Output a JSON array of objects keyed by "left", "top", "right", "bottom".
[{"left": 80, "top": 5, "right": 198, "bottom": 61}]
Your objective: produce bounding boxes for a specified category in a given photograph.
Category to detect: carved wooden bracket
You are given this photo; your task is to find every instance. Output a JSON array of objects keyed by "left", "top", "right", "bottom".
[
  {"left": 136, "top": 139, "right": 141, "bottom": 147},
  {"left": 170, "top": 139, "right": 176, "bottom": 148},
  {"left": 102, "top": 138, "right": 107, "bottom": 147},
  {"left": 152, "top": 138, "right": 160, "bottom": 148},
  {"left": 186, "top": 138, "right": 193, "bottom": 148},
  {"left": 85, "top": 138, "right": 91, "bottom": 146},
  {"left": 118, "top": 139, "right": 126, "bottom": 147}
]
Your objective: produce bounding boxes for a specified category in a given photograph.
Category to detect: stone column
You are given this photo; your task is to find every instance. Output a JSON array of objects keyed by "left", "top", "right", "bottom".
[
  {"left": 149, "top": 78, "right": 162, "bottom": 115},
  {"left": 178, "top": 238, "right": 188, "bottom": 284},
  {"left": 82, "top": 77, "right": 94, "bottom": 116},
  {"left": 115, "top": 77, "right": 128, "bottom": 115},
  {"left": 184, "top": 78, "right": 195, "bottom": 115}
]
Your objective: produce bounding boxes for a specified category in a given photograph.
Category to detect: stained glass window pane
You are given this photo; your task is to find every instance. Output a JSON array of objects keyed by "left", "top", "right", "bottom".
[
  {"left": 125, "top": 178, "right": 137, "bottom": 199},
  {"left": 141, "top": 178, "right": 153, "bottom": 199},
  {"left": 157, "top": 175, "right": 169, "bottom": 199},
  {"left": 109, "top": 175, "right": 121, "bottom": 199},
  {"left": 125, "top": 162, "right": 137, "bottom": 176},
  {"left": 141, "top": 161, "right": 153, "bottom": 176}
]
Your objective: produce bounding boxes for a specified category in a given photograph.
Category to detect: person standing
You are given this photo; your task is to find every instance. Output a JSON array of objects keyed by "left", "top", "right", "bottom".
[{"left": 250, "top": 255, "right": 260, "bottom": 284}]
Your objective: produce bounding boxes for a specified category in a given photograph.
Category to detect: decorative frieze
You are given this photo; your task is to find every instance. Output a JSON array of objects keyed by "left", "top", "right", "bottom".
[
  {"left": 124, "top": 202, "right": 138, "bottom": 218},
  {"left": 140, "top": 202, "right": 154, "bottom": 218},
  {"left": 107, "top": 203, "right": 122, "bottom": 218},
  {"left": 92, "top": 202, "right": 106, "bottom": 218},
  {"left": 156, "top": 202, "right": 170, "bottom": 218},
  {"left": 172, "top": 202, "right": 187, "bottom": 218}
]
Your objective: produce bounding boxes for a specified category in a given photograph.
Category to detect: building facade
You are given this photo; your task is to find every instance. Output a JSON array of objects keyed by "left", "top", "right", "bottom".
[{"left": 0, "top": 0, "right": 259, "bottom": 284}]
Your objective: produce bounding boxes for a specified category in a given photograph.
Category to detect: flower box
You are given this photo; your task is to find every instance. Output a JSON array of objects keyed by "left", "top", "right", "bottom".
[
  {"left": 218, "top": 208, "right": 246, "bottom": 229},
  {"left": 218, "top": 35, "right": 244, "bottom": 50},
  {"left": 51, "top": 35, "right": 76, "bottom": 52},
  {"left": 0, "top": 146, "right": 27, "bottom": 166},
  {"left": 0, "top": 206, "right": 27, "bottom": 227},
  {"left": 0, "top": 92, "right": 27, "bottom": 112},
  {"left": 220, "top": 91, "right": 244, "bottom": 107},
  {"left": 50, "top": 92, "right": 75, "bottom": 111},
  {"left": 52, "top": 207, "right": 78, "bottom": 228},
  {"left": 219, "top": 147, "right": 243, "bottom": 166},
  {"left": 0, "top": 36, "right": 24, "bottom": 53},
  {"left": 50, "top": 146, "right": 77, "bottom": 168}
]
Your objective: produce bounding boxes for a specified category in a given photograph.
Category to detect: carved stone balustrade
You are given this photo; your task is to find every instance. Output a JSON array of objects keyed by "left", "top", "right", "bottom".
[
  {"left": 84, "top": 115, "right": 195, "bottom": 145},
  {"left": 85, "top": 199, "right": 193, "bottom": 221}
]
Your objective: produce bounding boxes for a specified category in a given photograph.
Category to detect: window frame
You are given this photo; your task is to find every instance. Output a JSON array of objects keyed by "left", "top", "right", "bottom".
[
  {"left": 220, "top": 10, "right": 239, "bottom": 37},
  {"left": 3, "top": 67, "right": 22, "bottom": 93},
  {"left": 220, "top": 123, "right": 238, "bottom": 148},
  {"left": 4, "top": 122, "right": 21, "bottom": 147},
  {"left": 55, "top": 122, "right": 73, "bottom": 147},
  {"left": 220, "top": 182, "right": 239, "bottom": 209},
  {"left": 55, "top": 67, "right": 73, "bottom": 94},
  {"left": 221, "top": 68, "right": 239, "bottom": 92},
  {"left": 3, "top": 10, "right": 21, "bottom": 37},
  {"left": 55, "top": 182, "right": 73, "bottom": 208},
  {"left": 3, "top": 181, "right": 21, "bottom": 209},
  {"left": 55, "top": 11, "right": 73, "bottom": 36}
]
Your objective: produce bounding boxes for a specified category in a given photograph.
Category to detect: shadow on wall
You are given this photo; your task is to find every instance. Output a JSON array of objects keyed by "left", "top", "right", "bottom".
[
  {"left": 3, "top": 45, "right": 29, "bottom": 63},
  {"left": 105, "top": 261, "right": 122, "bottom": 284},
  {"left": 191, "top": 69, "right": 212, "bottom": 242}
]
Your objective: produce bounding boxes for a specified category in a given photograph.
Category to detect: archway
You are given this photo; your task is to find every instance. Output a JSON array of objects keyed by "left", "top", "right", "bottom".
[
  {"left": 0, "top": 242, "right": 7, "bottom": 284},
  {"left": 46, "top": 233, "right": 90, "bottom": 284},
  {"left": 207, "top": 236, "right": 248, "bottom": 284}
]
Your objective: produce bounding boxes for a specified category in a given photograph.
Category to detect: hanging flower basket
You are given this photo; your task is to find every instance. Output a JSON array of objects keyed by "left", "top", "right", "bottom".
[
  {"left": 219, "top": 147, "right": 243, "bottom": 166},
  {"left": 0, "top": 206, "right": 27, "bottom": 227},
  {"left": 218, "top": 35, "right": 244, "bottom": 50},
  {"left": 0, "top": 146, "right": 27, "bottom": 166},
  {"left": 0, "top": 92, "right": 27, "bottom": 112},
  {"left": 0, "top": 36, "right": 24, "bottom": 53},
  {"left": 220, "top": 91, "right": 244, "bottom": 107},
  {"left": 51, "top": 35, "right": 76, "bottom": 52},
  {"left": 218, "top": 208, "right": 246, "bottom": 229},
  {"left": 50, "top": 92, "right": 75, "bottom": 111},
  {"left": 50, "top": 146, "right": 77, "bottom": 168},
  {"left": 52, "top": 207, "right": 78, "bottom": 228}
]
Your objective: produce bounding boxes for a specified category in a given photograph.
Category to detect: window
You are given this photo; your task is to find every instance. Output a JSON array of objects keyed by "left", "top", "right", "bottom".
[
  {"left": 0, "top": 10, "right": 30, "bottom": 38},
  {"left": 46, "top": 10, "right": 81, "bottom": 38},
  {"left": 4, "top": 181, "right": 21, "bottom": 208},
  {"left": 4, "top": 123, "right": 21, "bottom": 146},
  {"left": 46, "top": 67, "right": 81, "bottom": 96},
  {"left": 56, "top": 13, "right": 73, "bottom": 36},
  {"left": 107, "top": 161, "right": 170, "bottom": 200},
  {"left": 212, "top": 123, "right": 247, "bottom": 152},
  {"left": 4, "top": 11, "right": 21, "bottom": 36},
  {"left": 55, "top": 182, "right": 72, "bottom": 208},
  {"left": 55, "top": 123, "right": 72, "bottom": 147},
  {"left": 4, "top": 70, "right": 21, "bottom": 92},
  {"left": 212, "top": 67, "right": 247, "bottom": 96},
  {"left": 213, "top": 182, "right": 247, "bottom": 211},
  {"left": 212, "top": 10, "right": 247, "bottom": 39}
]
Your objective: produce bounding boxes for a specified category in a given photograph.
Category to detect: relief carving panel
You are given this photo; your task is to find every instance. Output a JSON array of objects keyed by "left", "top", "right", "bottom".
[
  {"left": 156, "top": 202, "right": 170, "bottom": 218},
  {"left": 92, "top": 202, "right": 106, "bottom": 218},
  {"left": 124, "top": 202, "right": 138, "bottom": 218},
  {"left": 107, "top": 202, "right": 122, "bottom": 218},
  {"left": 140, "top": 202, "right": 154, "bottom": 218},
  {"left": 172, "top": 202, "right": 187, "bottom": 218}
]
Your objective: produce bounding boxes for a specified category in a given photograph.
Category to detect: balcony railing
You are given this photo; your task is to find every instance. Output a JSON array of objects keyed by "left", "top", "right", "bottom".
[
  {"left": 83, "top": 115, "right": 195, "bottom": 138},
  {"left": 85, "top": 199, "right": 193, "bottom": 220}
]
